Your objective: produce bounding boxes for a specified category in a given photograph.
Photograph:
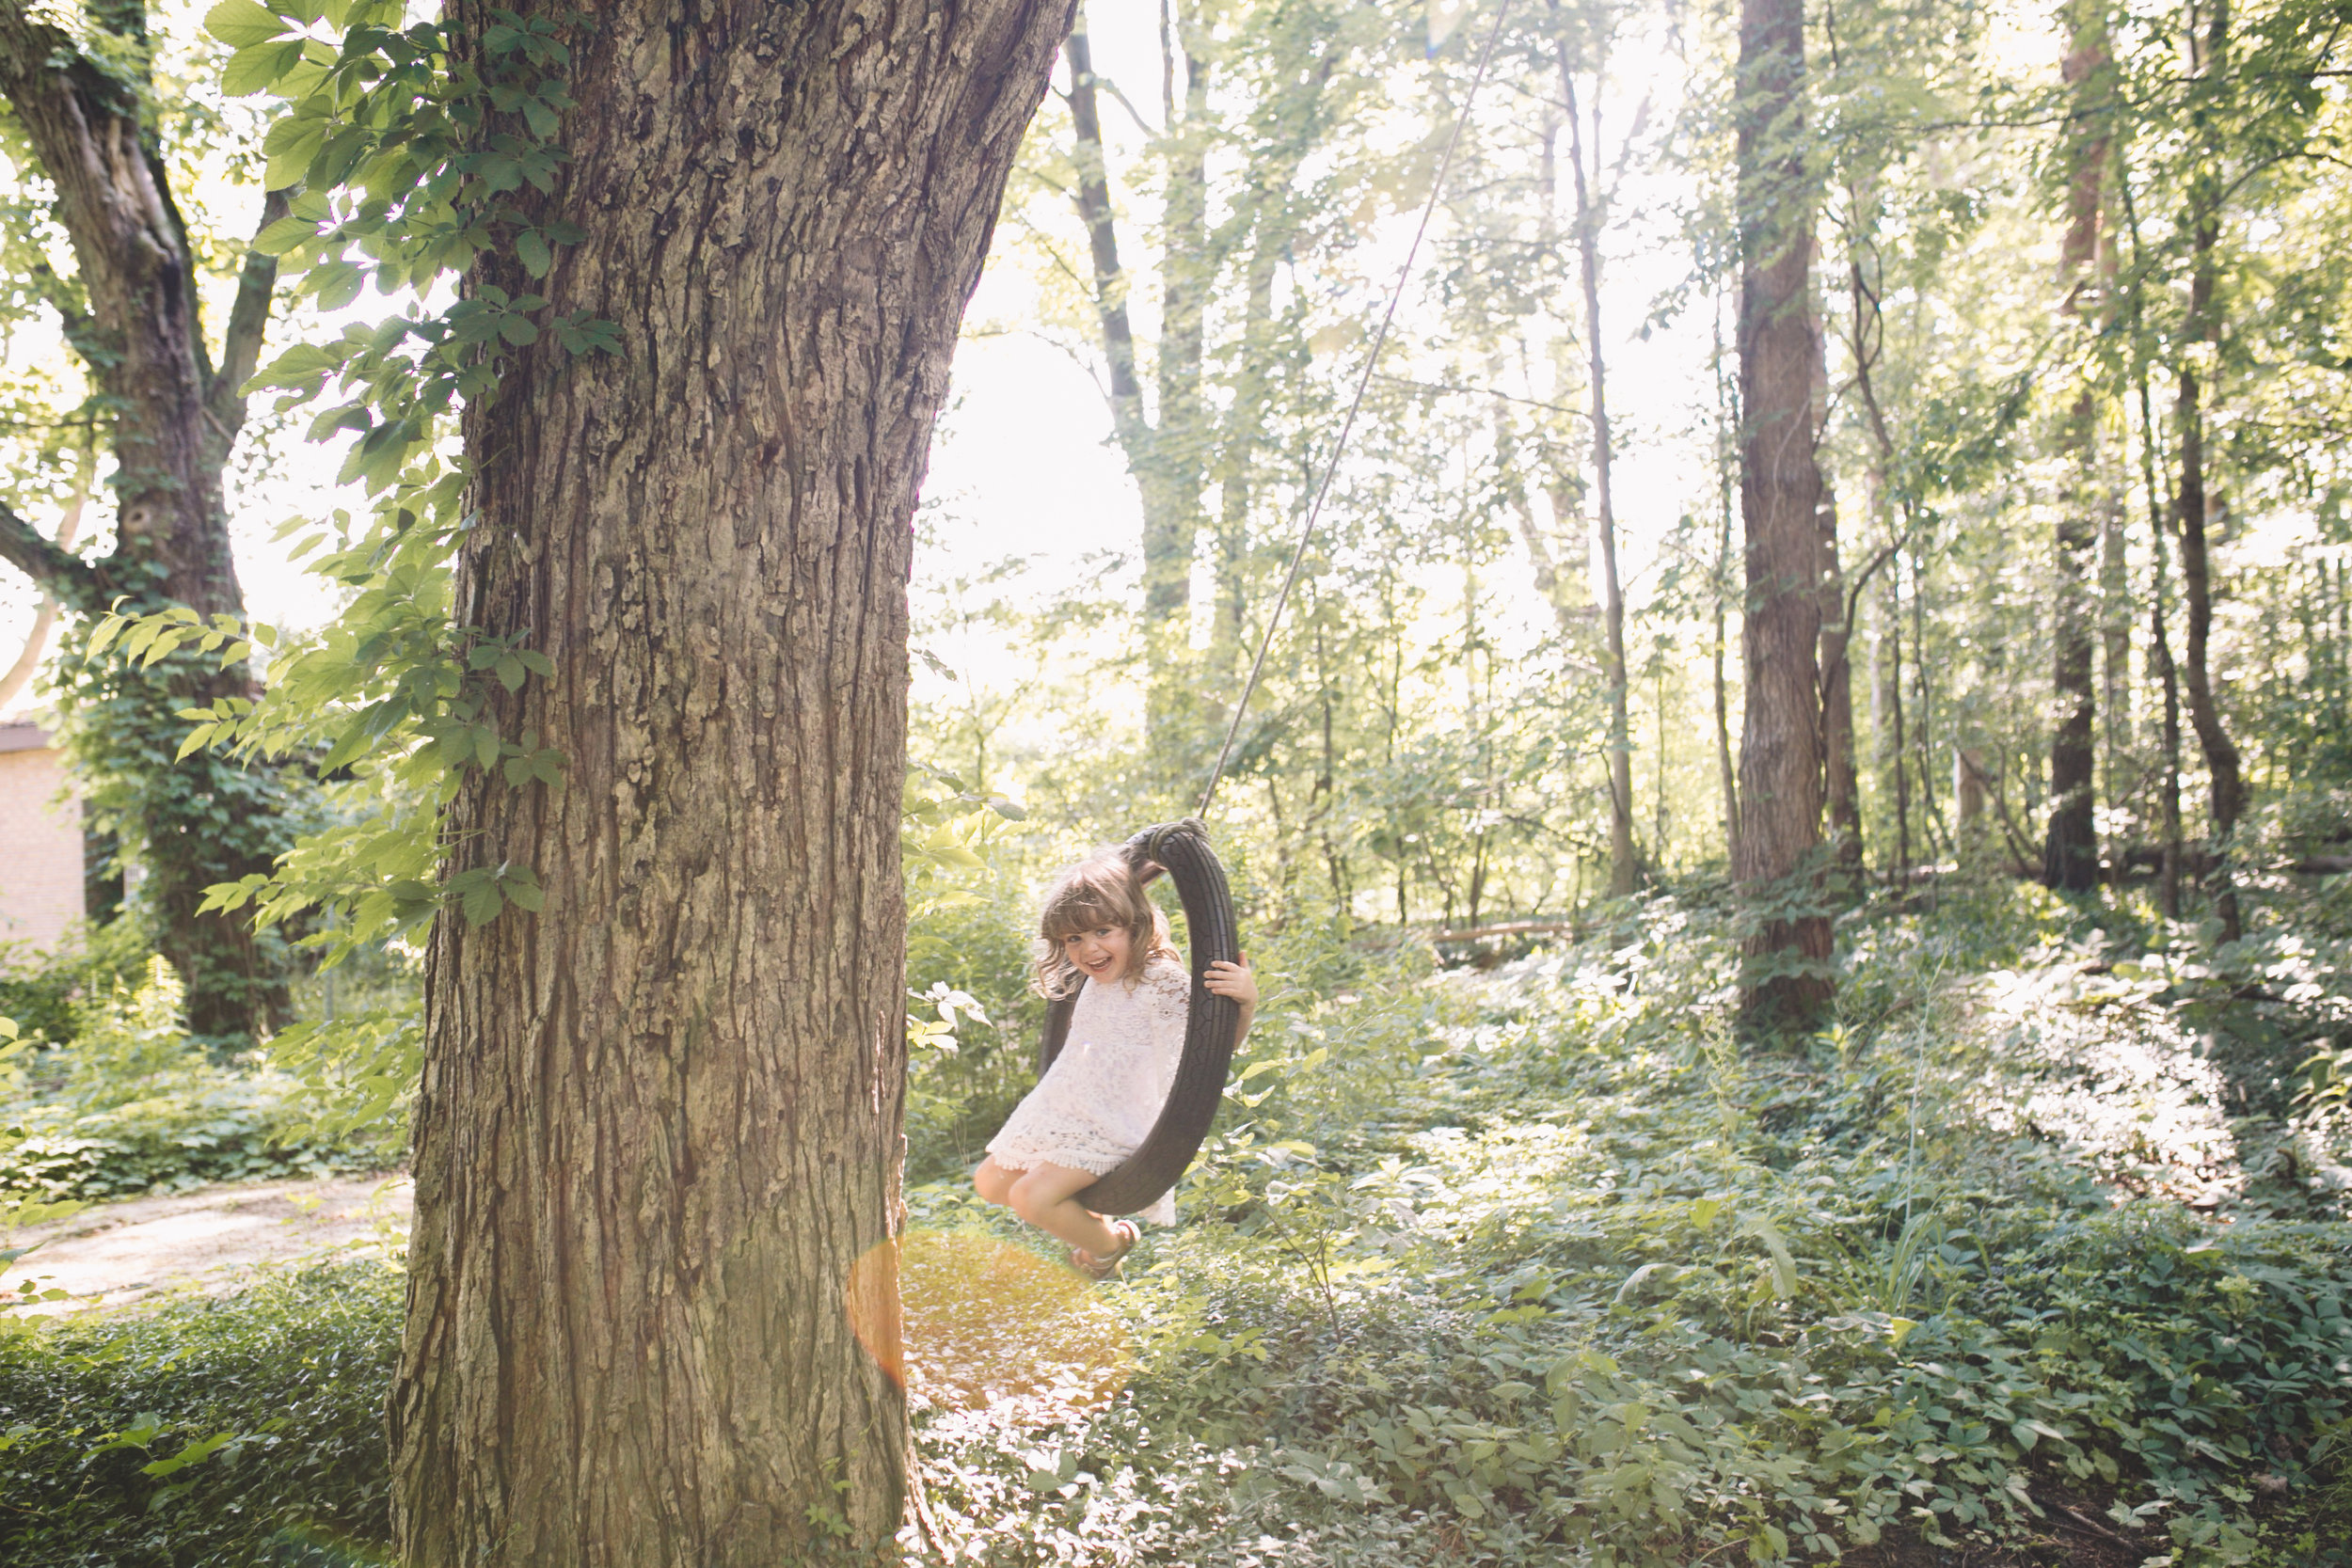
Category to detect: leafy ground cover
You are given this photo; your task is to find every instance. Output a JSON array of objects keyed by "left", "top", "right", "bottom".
[{"left": 2, "top": 875, "right": 2348, "bottom": 1565}]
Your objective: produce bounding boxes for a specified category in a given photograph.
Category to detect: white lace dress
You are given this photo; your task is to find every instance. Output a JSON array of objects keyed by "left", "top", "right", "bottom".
[{"left": 987, "top": 956, "right": 1190, "bottom": 1226}]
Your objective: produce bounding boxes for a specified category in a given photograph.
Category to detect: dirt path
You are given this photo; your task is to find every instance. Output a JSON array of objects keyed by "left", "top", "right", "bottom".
[{"left": 2, "top": 1174, "right": 412, "bottom": 1315}]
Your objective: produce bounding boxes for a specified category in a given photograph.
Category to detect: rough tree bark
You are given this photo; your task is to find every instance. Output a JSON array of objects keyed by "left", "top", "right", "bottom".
[
  {"left": 387, "top": 1, "right": 1073, "bottom": 1561},
  {"left": 1732, "top": 0, "right": 1832, "bottom": 1034},
  {"left": 2043, "top": 0, "right": 2112, "bottom": 894},
  {"left": 0, "top": 0, "right": 290, "bottom": 1040}
]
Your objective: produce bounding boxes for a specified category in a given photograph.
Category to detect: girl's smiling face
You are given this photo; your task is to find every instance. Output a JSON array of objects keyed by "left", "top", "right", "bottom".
[{"left": 1059, "top": 922, "right": 1135, "bottom": 982}]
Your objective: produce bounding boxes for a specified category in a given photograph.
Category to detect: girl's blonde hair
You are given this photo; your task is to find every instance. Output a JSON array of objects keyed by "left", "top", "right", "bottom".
[{"left": 1033, "top": 850, "right": 1180, "bottom": 999}]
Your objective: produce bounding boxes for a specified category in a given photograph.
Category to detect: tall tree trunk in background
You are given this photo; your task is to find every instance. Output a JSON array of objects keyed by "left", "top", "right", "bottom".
[
  {"left": 1560, "top": 54, "right": 1637, "bottom": 898},
  {"left": 1909, "top": 545, "right": 1952, "bottom": 863},
  {"left": 1849, "top": 245, "right": 1909, "bottom": 879},
  {"left": 2099, "top": 478, "right": 2132, "bottom": 831},
  {"left": 1148, "top": 3, "right": 1212, "bottom": 755},
  {"left": 2043, "top": 0, "right": 2112, "bottom": 894},
  {"left": 1811, "top": 231, "right": 1859, "bottom": 897},
  {"left": 1066, "top": 3, "right": 1208, "bottom": 768},
  {"left": 1714, "top": 506, "right": 1743, "bottom": 864},
  {"left": 1877, "top": 550, "right": 1909, "bottom": 875},
  {"left": 1818, "top": 481, "right": 1862, "bottom": 896},
  {"left": 1066, "top": 11, "right": 1149, "bottom": 496},
  {"left": 388, "top": 2, "right": 1069, "bottom": 1560},
  {"left": 1712, "top": 296, "right": 1742, "bottom": 863},
  {"left": 2175, "top": 0, "right": 2246, "bottom": 942},
  {"left": 1732, "top": 0, "right": 1832, "bottom": 1035},
  {"left": 1207, "top": 43, "right": 1339, "bottom": 682},
  {"left": 0, "top": 0, "right": 291, "bottom": 1042},
  {"left": 2140, "top": 376, "right": 2185, "bottom": 918},
  {"left": 1211, "top": 237, "right": 1279, "bottom": 681}
]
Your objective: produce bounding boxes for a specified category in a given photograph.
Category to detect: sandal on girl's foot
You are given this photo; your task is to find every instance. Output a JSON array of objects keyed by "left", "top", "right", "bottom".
[{"left": 1070, "top": 1219, "right": 1141, "bottom": 1281}]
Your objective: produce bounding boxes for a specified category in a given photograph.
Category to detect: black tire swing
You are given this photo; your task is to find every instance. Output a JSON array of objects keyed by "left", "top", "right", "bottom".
[
  {"left": 1027, "top": 5, "right": 1509, "bottom": 1220},
  {"left": 1036, "top": 818, "right": 1240, "bottom": 1217}
]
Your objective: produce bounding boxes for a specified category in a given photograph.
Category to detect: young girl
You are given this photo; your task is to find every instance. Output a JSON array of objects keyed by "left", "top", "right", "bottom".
[{"left": 974, "top": 850, "right": 1256, "bottom": 1277}]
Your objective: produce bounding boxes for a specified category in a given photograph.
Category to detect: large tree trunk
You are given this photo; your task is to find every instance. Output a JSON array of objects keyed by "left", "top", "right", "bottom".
[
  {"left": 1731, "top": 0, "right": 1831, "bottom": 1035},
  {"left": 1560, "top": 54, "right": 1637, "bottom": 899},
  {"left": 2042, "top": 0, "right": 2112, "bottom": 894},
  {"left": 387, "top": 3, "right": 1070, "bottom": 1561},
  {"left": 0, "top": 0, "right": 290, "bottom": 1041}
]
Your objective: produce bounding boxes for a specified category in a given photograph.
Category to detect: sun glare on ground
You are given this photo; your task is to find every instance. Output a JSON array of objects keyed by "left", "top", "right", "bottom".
[{"left": 850, "top": 1227, "right": 1136, "bottom": 1419}]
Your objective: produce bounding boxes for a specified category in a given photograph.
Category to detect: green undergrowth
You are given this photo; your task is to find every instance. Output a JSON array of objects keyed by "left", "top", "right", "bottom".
[
  {"left": 906, "top": 879, "right": 2352, "bottom": 1566},
  {"left": 0, "top": 1264, "right": 401, "bottom": 1567},
  {"left": 1, "top": 879, "right": 2348, "bottom": 1565},
  {"left": 0, "top": 956, "right": 390, "bottom": 1202}
]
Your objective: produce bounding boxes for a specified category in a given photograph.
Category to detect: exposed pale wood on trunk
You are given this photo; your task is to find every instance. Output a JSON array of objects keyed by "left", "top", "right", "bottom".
[{"left": 389, "top": 1, "right": 1073, "bottom": 1560}]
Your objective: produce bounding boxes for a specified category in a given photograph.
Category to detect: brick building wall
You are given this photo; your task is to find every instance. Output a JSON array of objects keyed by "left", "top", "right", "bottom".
[{"left": 0, "top": 723, "right": 84, "bottom": 952}]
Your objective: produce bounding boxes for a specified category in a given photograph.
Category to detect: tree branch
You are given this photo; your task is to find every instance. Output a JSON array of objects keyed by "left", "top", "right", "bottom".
[
  {"left": 0, "top": 441, "right": 94, "bottom": 709},
  {"left": 204, "top": 189, "right": 291, "bottom": 464},
  {"left": 0, "top": 498, "right": 106, "bottom": 613}
]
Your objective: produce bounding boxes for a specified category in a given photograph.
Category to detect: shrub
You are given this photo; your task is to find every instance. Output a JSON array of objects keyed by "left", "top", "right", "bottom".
[
  {"left": 1, "top": 958, "right": 389, "bottom": 1201},
  {"left": 0, "top": 1264, "right": 400, "bottom": 1568},
  {"left": 0, "top": 919, "right": 156, "bottom": 1053}
]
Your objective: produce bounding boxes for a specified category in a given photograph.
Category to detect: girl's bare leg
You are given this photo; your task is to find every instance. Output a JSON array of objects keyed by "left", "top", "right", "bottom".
[
  {"left": 1006, "top": 1162, "right": 1125, "bottom": 1259},
  {"left": 972, "top": 1155, "right": 1018, "bottom": 1207}
]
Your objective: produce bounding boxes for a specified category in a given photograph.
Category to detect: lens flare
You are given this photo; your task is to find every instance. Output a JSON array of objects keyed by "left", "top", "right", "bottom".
[{"left": 848, "top": 1228, "right": 1134, "bottom": 1418}]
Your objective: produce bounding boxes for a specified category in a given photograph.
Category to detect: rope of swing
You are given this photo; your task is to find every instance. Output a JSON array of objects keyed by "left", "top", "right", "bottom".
[{"left": 1195, "top": 0, "right": 1517, "bottom": 819}]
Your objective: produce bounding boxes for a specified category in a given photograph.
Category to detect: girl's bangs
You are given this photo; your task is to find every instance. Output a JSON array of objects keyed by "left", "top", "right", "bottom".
[{"left": 1043, "top": 891, "right": 1129, "bottom": 939}]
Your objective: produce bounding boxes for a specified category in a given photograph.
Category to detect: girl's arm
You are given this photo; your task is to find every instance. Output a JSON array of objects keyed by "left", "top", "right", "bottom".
[{"left": 1203, "top": 955, "right": 1258, "bottom": 1046}]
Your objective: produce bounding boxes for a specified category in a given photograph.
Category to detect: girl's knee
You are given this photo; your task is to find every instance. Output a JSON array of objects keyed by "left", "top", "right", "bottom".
[
  {"left": 973, "top": 1159, "right": 1014, "bottom": 1206},
  {"left": 1007, "top": 1171, "right": 1054, "bottom": 1223},
  {"left": 1006, "top": 1176, "right": 1041, "bottom": 1221}
]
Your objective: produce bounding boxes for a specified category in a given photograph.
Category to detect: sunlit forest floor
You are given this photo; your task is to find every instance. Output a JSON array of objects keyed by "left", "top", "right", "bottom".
[{"left": 4, "top": 873, "right": 2350, "bottom": 1566}]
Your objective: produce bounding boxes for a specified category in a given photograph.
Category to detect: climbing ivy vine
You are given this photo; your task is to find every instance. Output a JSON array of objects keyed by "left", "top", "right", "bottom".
[{"left": 92, "top": 1, "right": 603, "bottom": 963}]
